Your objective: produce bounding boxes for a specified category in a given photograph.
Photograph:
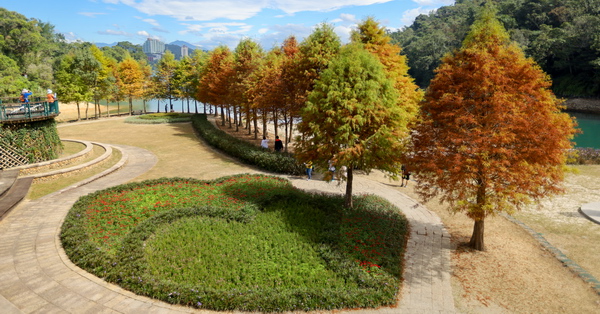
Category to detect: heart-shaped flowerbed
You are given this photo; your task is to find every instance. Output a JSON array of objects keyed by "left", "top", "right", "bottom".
[{"left": 61, "top": 174, "right": 408, "bottom": 311}]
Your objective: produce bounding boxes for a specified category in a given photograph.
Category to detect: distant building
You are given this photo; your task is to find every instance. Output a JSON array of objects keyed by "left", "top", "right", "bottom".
[
  {"left": 142, "top": 38, "right": 165, "bottom": 54},
  {"left": 142, "top": 38, "right": 193, "bottom": 61},
  {"left": 165, "top": 44, "right": 182, "bottom": 60},
  {"left": 182, "top": 45, "right": 189, "bottom": 58}
]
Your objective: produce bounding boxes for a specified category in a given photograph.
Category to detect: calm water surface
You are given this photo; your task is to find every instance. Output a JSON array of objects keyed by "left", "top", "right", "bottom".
[
  {"left": 103, "top": 100, "right": 599, "bottom": 149},
  {"left": 571, "top": 112, "right": 600, "bottom": 149}
]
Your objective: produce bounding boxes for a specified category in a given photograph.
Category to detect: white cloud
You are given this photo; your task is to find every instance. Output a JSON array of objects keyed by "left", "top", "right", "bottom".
[
  {"left": 412, "top": 0, "right": 454, "bottom": 6},
  {"left": 137, "top": 30, "right": 150, "bottom": 37},
  {"left": 258, "top": 28, "right": 269, "bottom": 34},
  {"left": 98, "top": 29, "right": 133, "bottom": 37},
  {"left": 104, "top": 0, "right": 394, "bottom": 21},
  {"left": 144, "top": 18, "right": 160, "bottom": 26},
  {"left": 334, "top": 25, "right": 353, "bottom": 43},
  {"left": 79, "top": 12, "right": 107, "bottom": 18},
  {"left": 339, "top": 13, "right": 358, "bottom": 23},
  {"left": 401, "top": 7, "right": 434, "bottom": 26}
]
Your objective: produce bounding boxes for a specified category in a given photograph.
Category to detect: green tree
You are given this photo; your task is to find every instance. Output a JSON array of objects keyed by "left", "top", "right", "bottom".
[
  {"left": 189, "top": 49, "right": 208, "bottom": 113},
  {"left": 54, "top": 47, "right": 97, "bottom": 121},
  {"left": 90, "top": 45, "right": 115, "bottom": 118},
  {"left": 0, "top": 54, "right": 28, "bottom": 97},
  {"left": 153, "top": 51, "right": 178, "bottom": 112},
  {"left": 351, "top": 17, "right": 423, "bottom": 130},
  {"left": 295, "top": 44, "right": 407, "bottom": 208},
  {"left": 407, "top": 9, "right": 577, "bottom": 251}
]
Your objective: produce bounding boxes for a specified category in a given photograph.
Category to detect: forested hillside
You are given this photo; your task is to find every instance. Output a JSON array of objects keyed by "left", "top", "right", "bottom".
[
  {"left": 390, "top": 0, "right": 600, "bottom": 97},
  {"left": 0, "top": 8, "right": 146, "bottom": 98}
]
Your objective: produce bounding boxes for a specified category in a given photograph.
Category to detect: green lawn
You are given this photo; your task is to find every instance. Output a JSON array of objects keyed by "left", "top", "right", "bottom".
[{"left": 61, "top": 174, "right": 408, "bottom": 311}]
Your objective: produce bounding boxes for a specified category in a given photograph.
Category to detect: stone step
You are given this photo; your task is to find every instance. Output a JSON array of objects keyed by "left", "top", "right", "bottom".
[
  {"left": 0, "top": 169, "right": 20, "bottom": 197},
  {"left": 0, "top": 177, "right": 34, "bottom": 220}
]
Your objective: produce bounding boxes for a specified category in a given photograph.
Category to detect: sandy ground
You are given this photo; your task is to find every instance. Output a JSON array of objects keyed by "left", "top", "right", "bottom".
[{"left": 56, "top": 105, "right": 600, "bottom": 313}]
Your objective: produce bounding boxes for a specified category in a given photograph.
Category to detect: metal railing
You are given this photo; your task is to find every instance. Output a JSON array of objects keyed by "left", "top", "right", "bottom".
[{"left": 0, "top": 99, "right": 60, "bottom": 122}]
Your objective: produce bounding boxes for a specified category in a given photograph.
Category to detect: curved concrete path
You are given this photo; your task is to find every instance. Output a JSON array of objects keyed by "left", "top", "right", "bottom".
[
  {"left": 580, "top": 202, "right": 600, "bottom": 224},
  {"left": 0, "top": 143, "right": 455, "bottom": 313}
]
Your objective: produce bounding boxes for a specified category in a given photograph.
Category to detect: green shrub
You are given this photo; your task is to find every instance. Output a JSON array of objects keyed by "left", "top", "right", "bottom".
[
  {"left": 0, "top": 118, "right": 63, "bottom": 164},
  {"left": 191, "top": 114, "right": 304, "bottom": 175},
  {"left": 125, "top": 113, "right": 192, "bottom": 124},
  {"left": 60, "top": 174, "right": 408, "bottom": 311}
]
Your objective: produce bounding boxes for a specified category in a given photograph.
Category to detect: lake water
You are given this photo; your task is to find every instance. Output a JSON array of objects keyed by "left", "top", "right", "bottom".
[
  {"left": 103, "top": 99, "right": 599, "bottom": 149},
  {"left": 571, "top": 112, "right": 600, "bottom": 149}
]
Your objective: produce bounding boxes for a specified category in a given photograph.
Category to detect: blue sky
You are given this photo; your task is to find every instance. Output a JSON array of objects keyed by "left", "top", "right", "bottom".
[{"left": 2, "top": 0, "right": 454, "bottom": 50}]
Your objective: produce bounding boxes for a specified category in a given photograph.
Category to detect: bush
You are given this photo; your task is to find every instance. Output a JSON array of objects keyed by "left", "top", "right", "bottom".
[
  {"left": 125, "top": 113, "right": 192, "bottom": 124},
  {"left": 567, "top": 147, "right": 600, "bottom": 165},
  {"left": 60, "top": 175, "right": 409, "bottom": 311},
  {"left": 0, "top": 118, "right": 63, "bottom": 166},
  {"left": 191, "top": 114, "right": 304, "bottom": 175}
]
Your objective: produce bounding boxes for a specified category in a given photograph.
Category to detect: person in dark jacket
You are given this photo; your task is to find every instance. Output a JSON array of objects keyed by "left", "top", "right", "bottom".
[{"left": 274, "top": 135, "right": 284, "bottom": 152}]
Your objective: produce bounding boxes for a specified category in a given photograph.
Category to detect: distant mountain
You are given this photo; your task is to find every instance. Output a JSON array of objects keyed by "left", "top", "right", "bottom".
[
  {"left": 169, "top": 40, "right": 198, "bottom": 49},
  {"left": 95, "top": 42, "right": 118, "bottom": 48}
]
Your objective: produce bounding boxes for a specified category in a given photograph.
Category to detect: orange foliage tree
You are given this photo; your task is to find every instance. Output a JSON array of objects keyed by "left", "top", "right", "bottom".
[
  {"left": 408, "top": 9, "right": 577, "bottom": 250},
  {"left": 197, "top": 45, "right": 234, "bottom": 126},
  {"left": 248, "top": 47, "right": 284, "bottom": 139},
  {"left": 116, "top": 56, "right": 144, "bottom": 115}
]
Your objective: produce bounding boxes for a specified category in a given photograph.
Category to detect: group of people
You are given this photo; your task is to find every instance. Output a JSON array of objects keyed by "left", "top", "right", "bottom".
[
  {"left": 260, "top": 135, "right": 284, "bottom": 152},
  {"left": 258, "top": 134, "right": 413, "bottom": 186},
  {"left": 18, "top": 89, "right": 56, "bottom": 104}
]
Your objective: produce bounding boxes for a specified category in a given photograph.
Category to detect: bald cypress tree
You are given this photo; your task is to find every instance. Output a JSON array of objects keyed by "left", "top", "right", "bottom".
[
  {"left": 296, "top": 44, "right": 408, "bottom": 208},
  {"left": 408, "top": 9, "right": 577, "bottom": 251}
]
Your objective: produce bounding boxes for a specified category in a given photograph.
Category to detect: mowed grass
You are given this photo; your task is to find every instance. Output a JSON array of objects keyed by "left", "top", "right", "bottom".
[
  {"left": 28, "top": 146, "right": 122, "bottom": 200},
  {"left": 61, "top": 174, "right": 408, "bottom": 311}
]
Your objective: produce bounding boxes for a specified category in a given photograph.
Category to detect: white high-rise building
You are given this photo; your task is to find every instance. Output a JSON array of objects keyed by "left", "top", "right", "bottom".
[
  {"left": 182, "top": 45, "right": 189, "bottom": 58},
  {"left": 142, "top": 38, "right": 165, "bottom": 54}
]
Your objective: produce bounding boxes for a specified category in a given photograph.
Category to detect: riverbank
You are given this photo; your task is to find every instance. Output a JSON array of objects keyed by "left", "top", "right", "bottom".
[{"left": 565, "top": 98, "right": 600, "bottom": 113}]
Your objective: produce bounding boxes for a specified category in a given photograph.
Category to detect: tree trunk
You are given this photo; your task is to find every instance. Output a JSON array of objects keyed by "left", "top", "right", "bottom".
[
  {"left": 220, "top": 106, "right": 225, "bottom": 126},
  {"left": 469, "top": 219, "right": 485, "bottom": 251},
  {"left": 283, "top": 112, "right": 289, "bottom": 152},
  {"left": 233, "top": 106, "right": 238, "bottom": 131},
  {"left": 85, "top": 102, "right": 89, "bottom": 120},
  {"left": 157, "top": 100, "right": 160, "bottom": 113},
  {"left": 262, "top": 112, "right": 267, "bottom": 138},
  {"left": 273, "top": 109, "right": 278, "bottom": 137},
  {"left": 106, "top": 100, "right": 110, "bottom": 117},
  {"left": 76, "top": 102, "right": 81, "bottom": 121},
  {"left": 253, "top": 109, "right": 258, "bottom": 140},
  {"left": 96, "top": 101, "right": 102, "bottom": 118},
  {"left": 129, "top": 97, "right": 133, "bottom": 116},
  {"left": 288, "top": 118, "right": 294, "bottom": 149},
  {"left": 345, "top": 167, "right": 354, "bottom": 208}
]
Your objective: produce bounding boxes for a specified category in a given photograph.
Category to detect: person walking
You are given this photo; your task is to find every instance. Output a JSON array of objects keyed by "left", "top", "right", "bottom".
[
  {"left": 46, "top": 89, "right": 56, "bottom": 103},
  {"left": 401, "top": 164, "right": 411, "bottom": 187},
  {"left": 261, "top": 136, "right": 269, "bottom": 149},
  {"left": 274, "top": 136, "right": 283, "bottom": 152},
  {"left": 304, "top": 161, "right": 313, "bottom": 180},
  {"left": 20, "top": 89, "right": 32, "bottom": 104}
]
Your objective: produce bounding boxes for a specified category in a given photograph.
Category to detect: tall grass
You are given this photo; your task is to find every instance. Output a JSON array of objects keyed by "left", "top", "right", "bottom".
[{"left": 61, "top": 174, "right": 408, "bottom": 311}]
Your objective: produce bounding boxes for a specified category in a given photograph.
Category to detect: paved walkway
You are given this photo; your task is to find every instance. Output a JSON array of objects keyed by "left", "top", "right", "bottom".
[
  {"left": 0, "top": 143, "right": 455, "bottom": 313},
  {"left": 580, "top": 202, "right": 600, "bottom": 224}
]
